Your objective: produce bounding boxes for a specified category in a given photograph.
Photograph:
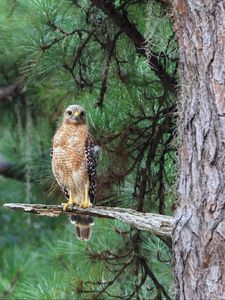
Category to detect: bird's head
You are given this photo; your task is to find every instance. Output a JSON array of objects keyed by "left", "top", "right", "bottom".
[{"left": 63, "top": 104, "right": 86, "bottom": 125}]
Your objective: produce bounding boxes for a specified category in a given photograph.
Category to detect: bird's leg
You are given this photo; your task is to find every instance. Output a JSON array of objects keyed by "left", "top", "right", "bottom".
[
  {"left": 80, "top": 185, "right": 92, "bottom": 208},
  {"left": 61, "top": 190, "right": 75, "bottom": 211}
]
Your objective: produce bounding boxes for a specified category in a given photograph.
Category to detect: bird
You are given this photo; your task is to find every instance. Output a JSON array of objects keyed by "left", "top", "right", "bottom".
[{"left": 51, "top": 104, "right": 98, "bottom": 240}]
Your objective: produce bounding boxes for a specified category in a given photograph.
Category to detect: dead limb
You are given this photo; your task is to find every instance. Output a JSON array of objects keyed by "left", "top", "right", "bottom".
[{"left": 3, "top": 203, "right": 173, "bottom": 238}]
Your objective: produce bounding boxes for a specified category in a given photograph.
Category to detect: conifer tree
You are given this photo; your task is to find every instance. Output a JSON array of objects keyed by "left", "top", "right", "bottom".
[{"left": 0, "top": 1, "right": 176, "bottom": 299}]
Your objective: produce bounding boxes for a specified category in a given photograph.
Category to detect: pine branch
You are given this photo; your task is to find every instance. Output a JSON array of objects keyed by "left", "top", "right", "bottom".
[
  {"left": 140, "top": 256, "right": 172, "bottom": 300},
  {"left": 91, "top": 0, "right": 176, "bottom": 92},
  {"left": 96, "top": 31, "right": 122, "bottom": 108},
  {"left": 3, "top": 203, "right": 173, "bottom": 238}
]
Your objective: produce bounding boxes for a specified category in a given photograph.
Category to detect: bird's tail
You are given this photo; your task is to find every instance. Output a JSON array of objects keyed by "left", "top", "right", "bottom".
[{"left": 70, "top": 214, "right": 94, "bottom": 241}]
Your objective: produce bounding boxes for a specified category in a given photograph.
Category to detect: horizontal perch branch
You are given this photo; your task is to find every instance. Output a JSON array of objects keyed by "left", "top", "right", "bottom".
[{"left": 3, "top": 203, "right": 173, "bottom": 238}]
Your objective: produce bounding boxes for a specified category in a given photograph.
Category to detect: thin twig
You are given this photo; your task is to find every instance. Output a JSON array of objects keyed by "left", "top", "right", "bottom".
[
  {"left": 93, "top": 261, "right": 130, "bottom": 299},
  {"left": 96, "top": 31, "right": 122, "bottom": 108},
  {"left": 140, "top": 256, "right": 172, "bottom": 300}
]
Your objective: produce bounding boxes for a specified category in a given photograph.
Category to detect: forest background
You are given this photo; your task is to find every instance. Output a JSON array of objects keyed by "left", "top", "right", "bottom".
[{"left": 0, "top": 1, "right": 177, "bottom": 299}]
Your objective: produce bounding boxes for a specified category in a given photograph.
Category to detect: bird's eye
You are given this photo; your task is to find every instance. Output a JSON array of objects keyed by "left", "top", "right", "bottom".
[
  {"left": 80, "top": 111, "right": 85, "bottom": 117},
  {"left": 67, "top": 111, "right": 72, "bottom": 115}
]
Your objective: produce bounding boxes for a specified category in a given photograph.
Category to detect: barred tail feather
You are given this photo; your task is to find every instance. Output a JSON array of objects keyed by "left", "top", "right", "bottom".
[{"left": 71, "top": 214, "right": 94, "bottom": 241}]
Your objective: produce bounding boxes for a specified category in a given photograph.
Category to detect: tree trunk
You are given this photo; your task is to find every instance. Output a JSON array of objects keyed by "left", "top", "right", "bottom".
[{"left": 172, "top": 0, "right": 225, "bottom": 298}]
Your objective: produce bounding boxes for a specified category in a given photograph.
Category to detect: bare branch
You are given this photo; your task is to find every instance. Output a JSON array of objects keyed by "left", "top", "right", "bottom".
[
  {"left": 96, "top": 31, "right": 122, "bottom": 108},
  {"left": 71, "top": 29, "right": 96, "bottom": 71},
  {"left": 93, "top": 261, "right": 130, "bottom": 299},
  {"left": 40, "top": 28, "right": 89, "bottom": 51},
  {"left": 3, "top": 203, "right": 173, "bottom": 238},
  {"left": 140, "top": 256, "right": 172, "bottom": 300}
]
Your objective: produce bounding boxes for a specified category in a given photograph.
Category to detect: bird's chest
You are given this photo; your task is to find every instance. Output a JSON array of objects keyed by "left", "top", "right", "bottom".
[
  {"left": 53, "top": 140, "right": 85, "bottom": 165},
  {"left": 52, "top": 131, "right": 87, "bottom": 175},
  {"left": 52, "top": 124, "right": 89, "bottom": 190}
]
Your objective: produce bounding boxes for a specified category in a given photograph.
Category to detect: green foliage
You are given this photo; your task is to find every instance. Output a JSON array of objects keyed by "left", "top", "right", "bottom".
[{"left": 0, "top": 0, "right": 177, "bottom": 299}]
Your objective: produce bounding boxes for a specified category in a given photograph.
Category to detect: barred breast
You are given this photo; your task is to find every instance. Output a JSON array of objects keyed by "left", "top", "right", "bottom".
[{"left": 52, "top": 123, "right": 89, "bottom": 194}]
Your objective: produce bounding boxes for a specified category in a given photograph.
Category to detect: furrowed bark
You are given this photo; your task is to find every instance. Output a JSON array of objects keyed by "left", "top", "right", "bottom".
[
  {"left": 172, "top": 0, "right": 225, "bottom": 298},
  {"left": 3, "top": 203, "right": 173, "bottom": 238}
]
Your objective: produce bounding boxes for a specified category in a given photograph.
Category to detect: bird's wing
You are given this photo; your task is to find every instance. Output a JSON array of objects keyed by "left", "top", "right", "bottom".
[
  {"left": 50, "top": 136, "right": 69, "bottom": 200},
  {"left": 85, "top": 134, "right": 99, "bottom": 204}
]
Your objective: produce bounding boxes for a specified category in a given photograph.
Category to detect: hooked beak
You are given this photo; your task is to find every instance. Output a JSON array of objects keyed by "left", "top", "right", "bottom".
[{"left": 74, "top": 111, "right": 80, "bottom": 121}]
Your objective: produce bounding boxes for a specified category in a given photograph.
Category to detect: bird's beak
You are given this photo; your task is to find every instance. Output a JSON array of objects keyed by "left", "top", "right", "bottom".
[{"left": 73, "top": 111, "right": 80, "bottom": 121}]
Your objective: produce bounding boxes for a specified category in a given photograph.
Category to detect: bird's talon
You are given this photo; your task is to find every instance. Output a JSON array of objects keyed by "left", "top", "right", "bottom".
[
  {"left": 80, "top": 202, "right": 92, "bottom": 209},
  {"left": 61, "top": 202, "right": 73, "bottom": 211},
  {"left": 61, "top": 203, "right": 67, "bottom": 211},
  {"left": 81, "top": 205, "right": 88, "bottom": 209}
]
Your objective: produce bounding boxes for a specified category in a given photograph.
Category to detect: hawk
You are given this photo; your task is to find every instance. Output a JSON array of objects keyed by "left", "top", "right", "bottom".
[{"left": 51, "top": 104, "right": 98, "bottom": 240}]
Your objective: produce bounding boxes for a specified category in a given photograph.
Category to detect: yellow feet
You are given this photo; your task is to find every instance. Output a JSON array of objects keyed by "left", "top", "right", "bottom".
[
  {"left": 61, "top": 187, "right": 92, "bottom": 210},
  {"left": 80, "top": 185, "right": 92, "bottom": 208},
  {"left": 61, "top": 190, "right": 75, "bottom": 211}
]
